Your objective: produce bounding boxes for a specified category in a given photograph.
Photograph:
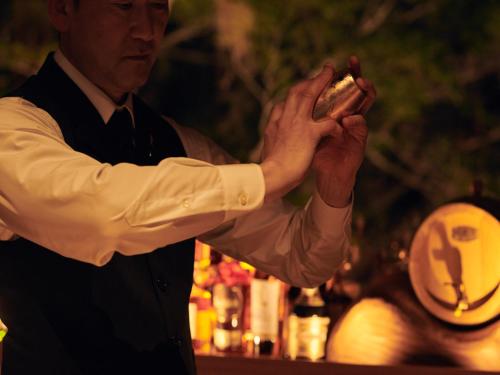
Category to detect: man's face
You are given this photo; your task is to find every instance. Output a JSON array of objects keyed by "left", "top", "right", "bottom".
[{"left": 60, "top": 0, "right": 169, "bottom": 101}]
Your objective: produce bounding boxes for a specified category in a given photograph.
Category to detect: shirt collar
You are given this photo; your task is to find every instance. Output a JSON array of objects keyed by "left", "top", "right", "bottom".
[{"left": 53, "top": 49, "right": 135, "bottom": 126}]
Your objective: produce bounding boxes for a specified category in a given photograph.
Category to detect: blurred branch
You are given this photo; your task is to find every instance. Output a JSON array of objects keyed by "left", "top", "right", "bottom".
[
  {"left": 358, "top": 0, "right": 397, "bottom": 36},
  {"left": 366, "top": 142, "right": 427, "bottom": 194},
  {"left": 371, "top": 184, "right": 408, "bottom": 213},
  {"left": 0, "top": 43, "right": 55, "bottom": 77},
  {"left": 457, "top": 53, "right": 500, "bottom": 85},
  {"left": 395, "top": 2, "right": 437, "bottom": 23},
  {"left": 0, "top": 61, "right": 33, "bottom": 77},
  {"left": 457, "top": 127, "right": 500, "bottom": 152},
  {"left": 366, "top": 132, "right": 449, "bottom": 201},
  {"left": 160, "top": 17, "right": 214, "bottom": 53},
  {"left": 231, "top": 57, "right": 272, "bottom": 163},
  {"left": 232, "top": 58, "right": 267, "bottom": 103},
  {"left": 248, "top": 100, "right": 274, "bottom": 163},
  {"left": 371, "top": 129, "right": 432, "bottom": 178},
  {"left": 168, "top": 48, "right": 215, "bottom": 65}
]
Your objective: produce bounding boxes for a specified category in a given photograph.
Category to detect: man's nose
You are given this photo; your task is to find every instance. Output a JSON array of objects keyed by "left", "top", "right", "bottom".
[{"left": 130, "top": 6, "right": 155, "bottom": 42}]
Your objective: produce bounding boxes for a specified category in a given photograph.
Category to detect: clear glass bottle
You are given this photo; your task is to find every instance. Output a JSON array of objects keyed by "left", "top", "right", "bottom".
[
  {"left": 250, "top": 271, "right": 281, "bottom": 355},
  {"left": 212, "top": 283, "right": 244, "bottom": 352}
]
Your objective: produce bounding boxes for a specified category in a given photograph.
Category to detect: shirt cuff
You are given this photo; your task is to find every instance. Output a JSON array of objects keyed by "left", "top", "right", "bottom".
[
  {"left": 308, "top": 189, "right": 353, "bottom": 236},
  {"left": 217, "top": 163, "right": 265, "bottom": 222}
]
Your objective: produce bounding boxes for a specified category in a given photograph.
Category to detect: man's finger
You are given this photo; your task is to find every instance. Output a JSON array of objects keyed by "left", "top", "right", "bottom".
[
  {"left": 349, "top": 56, "right": 362, "bottom": 78},
  {"left": 268, "top": 102, "right": 284, "bottom": 125},
  {"left": 313, "top": 117, "right": 343, "bottom": 139},
  {"left": 282, "top": 80, "right": 312, "bottom": 123},
  {"left": 341, "top": 114, "right": 366, "bottom": 127},
  {"left": 356, "top": 78, "right": 376, "bottom": 98},
  {"left": 356, "top": 78, "right": 376, "bottom": 114},
  {"left": 341, "top": 115, "right": 368, "bottom": 140},
  {"left": 265, "top": 124, "right": 278, "bottom": 144},
  {"left": 296, "top": 64, "right": 335, "bottom": 117}
]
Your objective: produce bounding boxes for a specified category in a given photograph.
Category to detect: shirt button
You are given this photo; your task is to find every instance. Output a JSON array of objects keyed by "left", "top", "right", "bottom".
[
  {"left": 169, "top": 336, "right": 183, "bottom": 347},
  {"left": 156, "top": 278, "right": 169, "bottom": 292},
  {"left": 182, "top": 198, "right": 191, "bottom": 208},
  {"left": 238, "top": 193, "right": 248, "bottom": 206}
]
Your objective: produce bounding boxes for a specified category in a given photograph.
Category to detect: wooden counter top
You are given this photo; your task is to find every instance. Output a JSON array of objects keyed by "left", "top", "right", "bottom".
[{"left": 195, "top": 354, "right": 493, "bottom": 375}]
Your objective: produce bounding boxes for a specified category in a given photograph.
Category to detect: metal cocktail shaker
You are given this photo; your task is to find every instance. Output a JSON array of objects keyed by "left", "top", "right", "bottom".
[{"left": 313, "top": 69, "right": 367, "bottom": 121}]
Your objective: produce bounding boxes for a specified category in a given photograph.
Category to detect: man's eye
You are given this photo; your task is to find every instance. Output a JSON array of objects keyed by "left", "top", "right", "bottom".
[
  {"left": 113, "top": 2, "right": 133, "bottom": 10},
  {"left": 150, "top": 1, "right": 169, "bottom": 11}
]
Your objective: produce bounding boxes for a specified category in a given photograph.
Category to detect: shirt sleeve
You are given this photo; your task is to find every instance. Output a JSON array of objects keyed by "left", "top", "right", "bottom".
[
  {"left": 0, "top": 97, "right": 265, "bottom": 266},
  {"left": 172, "top": 121, "right": 353, "bottom": 287}
]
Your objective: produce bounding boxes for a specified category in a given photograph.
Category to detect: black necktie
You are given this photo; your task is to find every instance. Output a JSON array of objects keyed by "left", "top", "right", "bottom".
[{"left": 104, "top": 108, "right": 136, "bottom": 164}]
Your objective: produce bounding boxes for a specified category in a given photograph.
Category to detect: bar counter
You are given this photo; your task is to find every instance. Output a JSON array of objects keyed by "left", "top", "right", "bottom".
[{"left": 196, "top": 354, "right": 494, "bottom": 375}]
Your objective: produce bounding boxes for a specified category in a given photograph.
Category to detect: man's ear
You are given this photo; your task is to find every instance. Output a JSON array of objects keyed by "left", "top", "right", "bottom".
[{"left": 47, "top": 0, "right": 74, "bottom": 33}]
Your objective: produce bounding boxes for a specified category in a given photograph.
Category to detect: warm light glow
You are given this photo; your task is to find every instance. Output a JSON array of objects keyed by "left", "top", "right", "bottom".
[
  {"left": 0, "top": 319, "right": 7, "bottom": 342},
  {"left": 253, "top": 335, "right": 261, "bottom": 346},
  {"left": 398, "top": 249, "right": 407, "bottom": 260},
  {"left": 327, "top": 298, "right": 416, "bottom": 365},
  {"left": 287, "top": 314, "right": 329, "bottom": 361},
  {"left": 239, "top": 261, "right": 255, "bottom": 272}
]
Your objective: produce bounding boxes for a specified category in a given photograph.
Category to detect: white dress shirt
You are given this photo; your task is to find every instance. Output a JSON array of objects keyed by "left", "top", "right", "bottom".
[{"left": 0, "top": 50, "right": 352, "bottom": 287}]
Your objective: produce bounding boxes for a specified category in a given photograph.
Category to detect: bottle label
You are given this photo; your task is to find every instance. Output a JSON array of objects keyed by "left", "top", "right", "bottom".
[
  {"left": 214, "top": 328, "right": 242, "bottom": 351},
  {"left": 287, "top": 314, "right": 330, "bottom": 361},
  {"left": 213, "top": 284, "right": 242, "bottom": 311},
  {"left": 250, "top": 279, "right": 280, "bottom": 338}
]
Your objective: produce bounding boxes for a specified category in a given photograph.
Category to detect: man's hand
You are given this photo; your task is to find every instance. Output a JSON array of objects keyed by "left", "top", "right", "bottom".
[
  {"left": 260, "top": 65, "right": 339, "bottom": 202},
  {"left": 312, "top": 56, "right": 376, "bottom": 207}
]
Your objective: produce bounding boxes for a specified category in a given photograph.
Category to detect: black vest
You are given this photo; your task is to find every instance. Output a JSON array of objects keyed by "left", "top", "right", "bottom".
[{"left": 0, "top": 54, "right": 196, "bottom": 375}]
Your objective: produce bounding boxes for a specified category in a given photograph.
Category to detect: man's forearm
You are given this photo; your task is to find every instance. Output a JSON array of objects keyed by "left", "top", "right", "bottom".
[{"left": 316, "top": 172, "right": 355, "bottom": 208}]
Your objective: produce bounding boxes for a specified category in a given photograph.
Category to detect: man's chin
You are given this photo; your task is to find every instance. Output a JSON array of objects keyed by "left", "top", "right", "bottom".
[{"left": 115, "top": 69, "right": 152, "bottom": 93}]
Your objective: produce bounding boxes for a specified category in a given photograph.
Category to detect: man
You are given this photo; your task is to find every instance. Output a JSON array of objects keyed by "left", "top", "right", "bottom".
[{"left": 0, "top": 0, "right": 375, "bottom": 374}]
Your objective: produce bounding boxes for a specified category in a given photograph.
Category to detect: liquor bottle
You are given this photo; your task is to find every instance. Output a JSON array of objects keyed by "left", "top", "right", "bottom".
[
  {"left": 211, "top": 254, "right": 253, "bottom": 352},
  {"left": 193, "top": 240, "right": 218, "bottom": 290},
  {"left": 191, "top": 241, "right": 217, "bottom": 353},
  {"left": 190, "top": 286, "right": 214, "bottom": 354},
  {"left": 250, "top": 271, "right": 281, "bottom": 355},
  {"left": 285, "top": 287, "right": 330, "bottom": 361},
  {"left": 212, "top": 283, "right": 244, "bottom": 352},
  {"left": 0, "top": 318, "right": 6, "bottom": 373}
]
